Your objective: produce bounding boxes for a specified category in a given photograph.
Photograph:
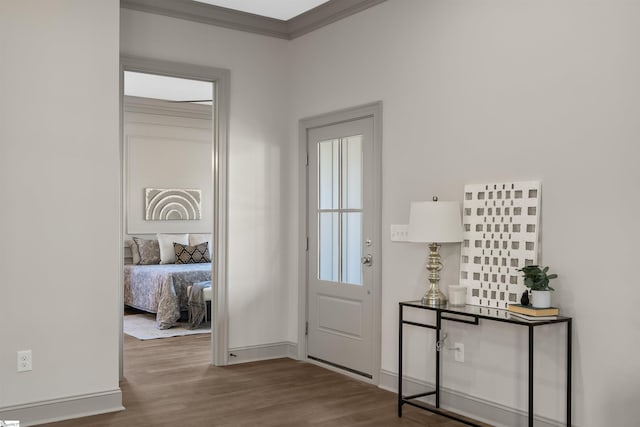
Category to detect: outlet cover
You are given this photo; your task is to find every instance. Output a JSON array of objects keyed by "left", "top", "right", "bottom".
[
  {"left": 17, "top": 350, "right": 32, "bottom": 372},
  {"left": 454, "top": 343, "right": 464, "bottom": 363}
]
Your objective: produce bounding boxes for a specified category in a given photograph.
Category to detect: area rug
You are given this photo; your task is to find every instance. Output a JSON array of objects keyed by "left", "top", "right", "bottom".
[{"left": 124, "top": 314, "right": 210, "bottom": 340}]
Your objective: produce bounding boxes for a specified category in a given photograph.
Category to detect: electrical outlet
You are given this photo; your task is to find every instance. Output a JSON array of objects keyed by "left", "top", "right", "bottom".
[
  {"left": 454, "top": 343, "right": 464, "bottom": 363},
  {"left": 390, "top": 224, "right": 409, "bottom": 242},
  {"left": 17, "top": 350, "right": 32, "bottom": 372}
]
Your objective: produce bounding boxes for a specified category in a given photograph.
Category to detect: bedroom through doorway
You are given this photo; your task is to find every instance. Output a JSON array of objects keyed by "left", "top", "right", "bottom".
[
  {"left": 123, "top": 70, "right": 213, "bottom": 332},
  {"left": 119, "top": 57, "right": 230, "bottom": 378}
]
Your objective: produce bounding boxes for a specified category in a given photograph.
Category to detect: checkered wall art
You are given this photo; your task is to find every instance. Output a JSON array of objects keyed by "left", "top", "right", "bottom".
[{"left": 459, "top": 181, "right": 541, "bottom": 308}]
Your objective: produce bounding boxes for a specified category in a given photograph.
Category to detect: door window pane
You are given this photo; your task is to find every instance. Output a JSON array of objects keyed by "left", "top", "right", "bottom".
[
  {"left": 318, "top": 139, "right": 339, "bottom": 210},
  {"left": 341, "top": 135, "right": 363, "bottom": 210},
  {"left": 316, "top": 135, "right": 364, "bottom": 285},
  {"left": 319, "top": 212, "right": 339, "bottom": 282},
  {"left": 342, "top": 212, "right": 362, "bottom": 285}
]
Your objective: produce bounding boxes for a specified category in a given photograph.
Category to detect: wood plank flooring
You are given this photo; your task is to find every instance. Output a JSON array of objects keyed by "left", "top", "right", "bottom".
[{"left": 42, "top": 334, "right": 484, "bottom": 426}]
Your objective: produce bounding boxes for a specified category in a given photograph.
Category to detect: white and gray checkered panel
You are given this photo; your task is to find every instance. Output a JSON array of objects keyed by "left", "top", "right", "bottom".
[{"left": 460, "top": 181, "right": 541, "bottom": 308}]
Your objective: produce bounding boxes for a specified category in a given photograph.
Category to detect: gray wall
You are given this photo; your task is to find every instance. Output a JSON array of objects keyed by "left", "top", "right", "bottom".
[
  {"left": 289, "top": 1, "right": 639, "bottom": 426},
  {"left": 2, "top": 1, "right": 638, "bottom": 425},
  {"left": 0, "top": 0, "right": 121, "bottom": 420}
]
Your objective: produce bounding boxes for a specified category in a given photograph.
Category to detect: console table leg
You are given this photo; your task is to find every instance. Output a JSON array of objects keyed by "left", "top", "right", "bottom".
[
  {"left": 436, "top": 312, "right": 441, "bottom": 408},
  {"left": 528, "top": 325, "right": 534, "bottom": 427},
  {"left": 567, "top": 319, "right": 572, "bottom": 426},
  {"left": 398, "top": 305, "right": 403, "bottom": 417}
]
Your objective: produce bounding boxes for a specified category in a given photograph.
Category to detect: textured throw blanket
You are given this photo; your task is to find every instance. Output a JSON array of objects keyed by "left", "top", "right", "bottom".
[{"left": 188, "top": 280, "right": 211, "bottom": 329}]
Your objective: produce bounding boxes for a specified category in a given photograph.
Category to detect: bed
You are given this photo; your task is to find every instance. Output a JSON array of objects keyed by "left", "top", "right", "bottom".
[{"left": 124, "top": 263, "right": 212, "bottom": 329}]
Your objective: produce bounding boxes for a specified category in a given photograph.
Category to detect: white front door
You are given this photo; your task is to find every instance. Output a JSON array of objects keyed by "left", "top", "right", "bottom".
[{"left": 307, "top": 116, "right": 377, "bottom": 379}]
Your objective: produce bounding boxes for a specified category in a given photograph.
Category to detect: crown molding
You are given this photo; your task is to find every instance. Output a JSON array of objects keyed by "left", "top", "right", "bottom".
[
  {"left": 120, "top": 0, "right": 386, "bottom": 40},
  {"left": 124, "top": 96, "right": 212, "bottom": 121},
  {"left": 287, "top": 0, "right": 386, "bottom": 39},
  {"left": 121, "top": 0, "right": 288, "bottom": 38}
]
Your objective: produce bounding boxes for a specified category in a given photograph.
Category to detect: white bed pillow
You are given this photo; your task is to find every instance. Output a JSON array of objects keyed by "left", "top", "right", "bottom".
[
  {"left": 189, "top": 233, "right": 213, "bottom": 258},
  {"left": 157, "top": 233, "right": 189, "bottom": 264}
]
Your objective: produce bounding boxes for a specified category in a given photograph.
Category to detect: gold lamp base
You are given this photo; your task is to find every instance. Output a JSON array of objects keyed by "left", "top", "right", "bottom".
[
  {"left": 421, "top": 243, "right": 448, "bottom": 307},
  {"left": 421, "top": 288, "right": 448, "bottom": 307}
]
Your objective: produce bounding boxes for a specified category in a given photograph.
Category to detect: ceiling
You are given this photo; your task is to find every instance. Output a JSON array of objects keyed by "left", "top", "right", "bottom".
[
  {"left": 124, "top": 71, "right": 213, "bottom": 104},
  {"left": 191, "top": 0, "right": 331, "bottom": 20}
]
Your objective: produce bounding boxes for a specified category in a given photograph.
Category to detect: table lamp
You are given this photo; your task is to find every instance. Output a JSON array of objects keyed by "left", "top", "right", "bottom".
[{"left": 408, "top": 197, "right": 463, "bottom": 307}]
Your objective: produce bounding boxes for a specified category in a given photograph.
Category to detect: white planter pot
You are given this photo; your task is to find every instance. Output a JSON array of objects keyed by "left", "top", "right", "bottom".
[{"left": 531, "top": 290, "right": 551, "bottom": 308}]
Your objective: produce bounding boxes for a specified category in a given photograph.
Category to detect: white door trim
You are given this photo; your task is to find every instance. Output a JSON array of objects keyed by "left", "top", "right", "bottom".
[
  {"left": 297, "top": 101, "right": 382, "bottom": 384},
  {"left": 119, "top": 55, "right": 230, "bottom": 374}
]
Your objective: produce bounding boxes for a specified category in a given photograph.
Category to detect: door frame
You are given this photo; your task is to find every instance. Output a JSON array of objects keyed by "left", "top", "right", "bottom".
[
  {"left": 119, "top": 55, "right": 230, "bottom": 376},
  {"left": 297, "top": 102, "right": 382, "bottom": 384}
]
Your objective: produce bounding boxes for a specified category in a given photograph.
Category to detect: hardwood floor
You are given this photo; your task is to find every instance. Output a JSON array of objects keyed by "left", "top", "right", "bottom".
[{"left": 43, "top": 334, "right": 483, "bottom": 426}]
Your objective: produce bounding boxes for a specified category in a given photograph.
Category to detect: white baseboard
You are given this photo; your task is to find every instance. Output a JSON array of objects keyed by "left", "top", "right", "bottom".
[
  {"left": 0, "top": 389, "right": 123, "bottom": 427},
  {"left": 379, "top": 369, "right": 564, "bottom": 427},
  {"left": 227, "top": 341, "right": 298, "bottom": 364}
]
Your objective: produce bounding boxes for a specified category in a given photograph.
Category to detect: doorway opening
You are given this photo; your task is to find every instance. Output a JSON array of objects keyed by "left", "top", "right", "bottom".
[{"left": 119, "top": 56, "right": 230, "bottom": 378}]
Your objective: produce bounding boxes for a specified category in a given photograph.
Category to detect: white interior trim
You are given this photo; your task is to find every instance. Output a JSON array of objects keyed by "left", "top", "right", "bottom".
[
  {"left": 297, "top": 101, "right": 383, "bottom": 384},
  {"left": 120, "top": 0, "right": 387, "bottom": 40},
  {"left": 124, "top": 96, "right": 212, "bottom": 121},
  {"left": 227, "top": 341, "right": 298, "bottom": 364},
  {"left": 119, "top": 55, "right": 230, "bottom": 369},
  {"left": 287, "top": 0, "right": 387, "bottom": 39},
  {"left": 0, "top": 389, "right": 123, "bottom": 427},
  {"left": 378, "top": 369, "right": 563, "bottom": 427}
]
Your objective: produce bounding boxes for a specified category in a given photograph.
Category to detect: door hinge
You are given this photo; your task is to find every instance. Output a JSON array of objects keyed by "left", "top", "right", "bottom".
[
  {"left": 306, "top": 152, "right": 309, "bottom": 166},
  {"left": 305, "top": 237, "right": 309, "bottom": 251},
  {"left": 305, "top": 321, "right": 309, "bottom": 336}
]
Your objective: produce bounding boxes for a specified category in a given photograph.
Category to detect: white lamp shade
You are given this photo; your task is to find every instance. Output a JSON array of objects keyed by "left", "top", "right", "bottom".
[{"left": 407, "top": 201, "right": 463, "bottom": 243}]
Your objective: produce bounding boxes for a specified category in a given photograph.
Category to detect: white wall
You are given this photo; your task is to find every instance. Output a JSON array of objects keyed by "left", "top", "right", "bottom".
[
  {"left": 124, "top": 104, "right": 213, "bottom": 235},
  {"left": 0, "top": 0, "right": 121, "bottom": 422},
  {"left": 6, "top": 1, "right": 635, "bottom": 425},
  {"left": 289, "top": 1, "right": 640, "bottom": 426},
  {"left": 120, "top": 9, "right": 294, "bottom": 348}
]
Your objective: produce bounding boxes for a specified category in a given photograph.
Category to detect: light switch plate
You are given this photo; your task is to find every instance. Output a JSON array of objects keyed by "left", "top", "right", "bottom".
[{"left": 390, "top": 224, "right": 409, "bottom": 242}]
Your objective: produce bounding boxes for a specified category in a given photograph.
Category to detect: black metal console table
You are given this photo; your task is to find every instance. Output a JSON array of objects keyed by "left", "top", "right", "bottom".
[{"left": 398, "top": 301, "right": 572, "bottom": 427}]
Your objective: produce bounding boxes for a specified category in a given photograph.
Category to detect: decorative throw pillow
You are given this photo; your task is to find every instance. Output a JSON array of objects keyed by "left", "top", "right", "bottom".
[
  {"left": 157, "top": 233, "right": 189, "bottom": 264},
  {"left": 126, "top": 239, "right": 141, "bottom": 265},
  {"left": 189, "top": 233, "right": 213, "bottom": 258},
  {"left": 133, "top": 237, "right": 161, "bottom": 265},
  {"left": 174, "top": 242, "right": 211, "bottom": 264}
]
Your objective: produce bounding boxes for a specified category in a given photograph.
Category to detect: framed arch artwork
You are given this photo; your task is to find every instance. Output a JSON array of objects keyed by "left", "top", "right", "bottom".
[{"left": 144, "top": 188, "right": 202, "bottom": 221}]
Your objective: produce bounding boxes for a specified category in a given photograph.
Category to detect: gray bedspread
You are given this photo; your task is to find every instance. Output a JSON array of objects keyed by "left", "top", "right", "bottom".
[{"left": 124, "top": 263, "right": 212, "bottom": 329}]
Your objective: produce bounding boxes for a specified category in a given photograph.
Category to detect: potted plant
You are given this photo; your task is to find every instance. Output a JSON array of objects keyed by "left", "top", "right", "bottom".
[{"left": 518, "top": 265, "right": 558, "bottom": 308}]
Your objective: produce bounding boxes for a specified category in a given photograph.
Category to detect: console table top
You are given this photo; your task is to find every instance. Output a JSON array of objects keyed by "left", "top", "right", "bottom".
[{"left": 400, "top": 301, "right": 571, "bottom": 325}]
